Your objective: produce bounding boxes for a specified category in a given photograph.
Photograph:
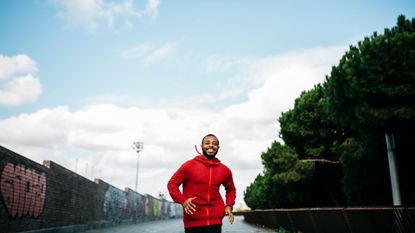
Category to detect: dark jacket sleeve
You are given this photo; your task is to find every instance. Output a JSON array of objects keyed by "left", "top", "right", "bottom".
[{"left": 167, "top": 163, "right": 188, "bottom": 205}]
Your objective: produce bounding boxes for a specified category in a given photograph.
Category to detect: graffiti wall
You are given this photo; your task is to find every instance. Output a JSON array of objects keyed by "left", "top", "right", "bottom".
[
  {"left": 103, "top": 185, "right": 127, "bottom": 223},
  {"left": 0, "top": 145, "right": 182, "bottom": 233},
  {"left": 1, "top": 163, "right": 46, "bottom": 219},
  {"left": 124, "top": 188, "right": 145, "bottom": 221}
]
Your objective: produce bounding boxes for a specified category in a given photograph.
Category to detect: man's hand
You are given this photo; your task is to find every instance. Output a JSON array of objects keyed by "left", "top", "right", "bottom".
[
  {"left": 225, "top": 206, "right": 234, "bottom": 224},
  {"left": 182, "top": 197, "right": 197, "bottom": 215}
]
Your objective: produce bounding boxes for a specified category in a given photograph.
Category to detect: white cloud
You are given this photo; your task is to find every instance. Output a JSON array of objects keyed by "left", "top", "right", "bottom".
[
  {"left": 201, "top": 55, "right": 253, "bottom": 73},
  {"left": 119, "top": 42, "right": 177, "bottom": 64},
  {"left": 51, "top": 0, "right": 160, "bottom": 31},
  {"left": 0, "top": 54, "right": 42, "bottom": 107},
  {"left": 0, "top": 54, "right": 38, "bottom": 80},
  {"left": 145, "top": 42, "right": 177, "bottom": 64},
  {"left": 224, "top": 46, "right": 347, "bottom": 120},
  {"left": 119, "top": 43, "right": 153, "bottom": 59},
  {"left": 144, "top": 0, "right": 160, "bottom": 20},
  {"left": 0, "top": 46, "right": 346, "bottom": 206}
]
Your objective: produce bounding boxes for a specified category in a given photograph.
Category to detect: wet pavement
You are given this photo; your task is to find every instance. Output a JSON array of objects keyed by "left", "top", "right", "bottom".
[{"left": 77, "top": 216, "right": 275, "bottom": 233}]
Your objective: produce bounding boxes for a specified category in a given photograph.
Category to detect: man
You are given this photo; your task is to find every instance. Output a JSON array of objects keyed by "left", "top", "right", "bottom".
[{"left": 167, "top": 134, "right": 236, "bottom": 233}]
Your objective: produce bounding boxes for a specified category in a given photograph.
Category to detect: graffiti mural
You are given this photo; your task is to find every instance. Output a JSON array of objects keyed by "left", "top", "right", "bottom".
[
  {"left": 151, "top": 198, "right": 159, "bottom": 217},
  {"left": 125, "top": 190, "right": 145, "bottom": 222},
  {"left": 0, "top": 162, "right": 47, "bottom": 218},
  {"left": 161, "top": 200, "right": 168, "bottom": 219},
  {"left": 103, "top": 186, "right": 127, "bottom": 223},
  {"left": 145, "top": 195, "right": 152, "bottom": 217},
  {"left": 0, "top": 146, "right": 184, "bottom": 232}
]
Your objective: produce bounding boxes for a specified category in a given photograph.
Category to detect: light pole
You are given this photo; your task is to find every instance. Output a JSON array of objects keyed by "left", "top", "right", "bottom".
[
  {"left": 385, "top": 132, "right": 401, "bottom": 205},
  {"left": 133, "top": 141, "right": 143, "bottom": 192}
]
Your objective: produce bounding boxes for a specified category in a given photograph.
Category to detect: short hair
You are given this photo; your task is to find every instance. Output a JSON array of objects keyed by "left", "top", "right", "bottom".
[{"left": 201, "top": 134, "right": 219, "bottom": 145}]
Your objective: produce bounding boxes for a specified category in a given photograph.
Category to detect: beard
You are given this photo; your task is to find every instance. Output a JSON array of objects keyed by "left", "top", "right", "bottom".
[{"left": 202, "top": 148, "right": 218, "bottom": 159}]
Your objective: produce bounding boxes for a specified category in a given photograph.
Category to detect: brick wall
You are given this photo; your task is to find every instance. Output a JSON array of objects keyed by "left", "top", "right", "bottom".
[{"left": 0, "top": 145, "right": 182, "bottom": 233}]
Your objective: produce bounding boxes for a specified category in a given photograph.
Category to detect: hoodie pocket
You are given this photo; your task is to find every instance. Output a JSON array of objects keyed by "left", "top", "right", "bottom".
[
  {"left": 210, "top": 201, "right": 226, "bottom": 219},
  {"left": 184, "top": 204, "right": 205, "bottom": 220}
]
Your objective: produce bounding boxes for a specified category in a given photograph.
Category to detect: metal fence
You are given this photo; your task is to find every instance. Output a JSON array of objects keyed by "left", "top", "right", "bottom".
[{"left": 241, "top": 206, "right": 415, "bottom": 233}]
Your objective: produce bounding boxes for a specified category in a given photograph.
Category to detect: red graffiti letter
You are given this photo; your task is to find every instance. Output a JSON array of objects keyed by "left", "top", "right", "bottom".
[
  {"left": 1, "top": 163, "right": 14, "bottom": 215},
  {"left": 1, "top": 163, "right": 47, "bottom": 219}
]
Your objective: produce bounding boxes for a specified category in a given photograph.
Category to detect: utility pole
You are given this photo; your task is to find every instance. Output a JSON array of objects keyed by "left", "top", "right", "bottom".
[{"left": 133, "top": 141, "right": 144, "bottom": 192}]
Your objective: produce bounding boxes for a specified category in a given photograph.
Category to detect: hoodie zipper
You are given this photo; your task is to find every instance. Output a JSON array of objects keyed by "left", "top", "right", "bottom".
[{"left": 206, "top": 166, "right": 212, "bottom": 225}]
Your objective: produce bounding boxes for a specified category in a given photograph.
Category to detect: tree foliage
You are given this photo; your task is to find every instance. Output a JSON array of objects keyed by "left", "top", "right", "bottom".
[
  {"left": 244, "top": 141, "right": 314, "bottom": 209},
  {"left": 325, "top": 15, "right": 415, "bottom": 205},
  {"left": 279, "top": 84, "right": 345, "bottom": 160},
  {"left": 325, "top": 15, "right": 415, "bottom": 132},
  {"left": 245, "top": 15, "right": 415, "bottom": 208}
]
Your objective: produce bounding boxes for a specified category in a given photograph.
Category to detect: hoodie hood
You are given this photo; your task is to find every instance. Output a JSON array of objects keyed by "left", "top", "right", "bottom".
[
  {"left": 194, "top": 155, "right": 221, "bottom": 167},
  {"left": 194, "top": 145, "right": 221, "bottom": 166}
]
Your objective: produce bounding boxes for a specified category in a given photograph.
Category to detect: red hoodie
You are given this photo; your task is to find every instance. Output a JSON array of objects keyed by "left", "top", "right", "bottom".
[{"left": 167, "top": 155, "right": 236, "bottom": 228}]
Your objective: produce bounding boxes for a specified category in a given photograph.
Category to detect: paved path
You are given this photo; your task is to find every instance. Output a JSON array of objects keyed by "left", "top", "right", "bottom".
[{"left": 78, "top": 216, "right": 274, "bottom": 233}]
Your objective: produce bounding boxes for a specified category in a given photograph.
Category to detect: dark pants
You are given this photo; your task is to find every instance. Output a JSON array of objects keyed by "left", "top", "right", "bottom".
[{"left": 185, "top": 224, "right": 222, "bottom": 233}]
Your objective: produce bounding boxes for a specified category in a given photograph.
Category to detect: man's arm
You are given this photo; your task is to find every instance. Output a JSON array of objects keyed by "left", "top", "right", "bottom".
[
  {"left": 167, "top": 164, "right": 188, "bottom": 205},
  {"left": 224, "top": 170, "right": 236, "bottom": 207},
  {"left": 224, "top": 170, "right": 236, "bottom": 224},
  {"left": 167, "top": 163, "right": 198, "bottom": 215}
]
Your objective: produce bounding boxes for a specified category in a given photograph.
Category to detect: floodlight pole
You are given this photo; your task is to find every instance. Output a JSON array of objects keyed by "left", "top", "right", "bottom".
[
  {"left": 133, "top": 141, "right": 143, "bottom": 192},
  {"left": 385, "top": 132, "right": 401, "bottom": 206}
]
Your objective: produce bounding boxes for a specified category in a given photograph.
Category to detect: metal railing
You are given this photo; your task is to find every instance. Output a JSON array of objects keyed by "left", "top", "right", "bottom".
[{"left": 240, "top": 206, "right": 415, "bottom": 233}]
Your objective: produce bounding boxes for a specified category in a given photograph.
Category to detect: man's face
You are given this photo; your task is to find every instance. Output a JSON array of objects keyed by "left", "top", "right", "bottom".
[{"left": 201, "top": 135, "right": 219, "bottom": 159}]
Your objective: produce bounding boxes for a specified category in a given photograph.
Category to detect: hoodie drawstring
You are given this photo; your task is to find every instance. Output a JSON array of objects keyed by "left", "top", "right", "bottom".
[{"left": 195, "top": 145, "right": 202, "bottom": 155}]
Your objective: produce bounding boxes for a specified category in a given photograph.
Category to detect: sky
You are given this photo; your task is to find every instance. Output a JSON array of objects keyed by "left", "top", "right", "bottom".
[{"left": 1, "top": 0, "right": 414, "bottom": 207}]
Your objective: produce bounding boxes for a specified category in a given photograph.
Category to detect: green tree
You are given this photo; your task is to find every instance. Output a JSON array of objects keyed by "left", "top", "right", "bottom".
[
  {"left": 244, "top": 141, "right": 314, "bottom": 209},
  {"left": 245, "top": 15, "right": 415, "bottom": 208},
  {"left": 326, "top": 15, "right": 415, "bottom": 132},
  {"left": 333, "top": 137, "right": 391, "bottom": 205},
  {"left": 244, "top": 140, "right": 346, "bottom": 209},
  {"left": 325, "top": 15, "right": 415, "bottom": 205},
  {"left": 279, "top": 85, "right": 346, "bottom": 206},
  {"left": 279, "top": 84, "right": 345, "bottom": 160}
]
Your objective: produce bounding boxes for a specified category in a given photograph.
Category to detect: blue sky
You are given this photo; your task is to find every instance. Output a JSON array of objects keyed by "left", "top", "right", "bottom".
[
  {"left": 1, "top": 0, "right": 414, "bottom": 207},
  {"left": 2, "top": 0, "right": 413, "bottom": 116}
]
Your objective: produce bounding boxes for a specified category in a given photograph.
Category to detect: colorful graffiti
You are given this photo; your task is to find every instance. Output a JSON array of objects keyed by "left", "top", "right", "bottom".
[
  {"left": 145, "top": 195, "right": 152, "bottom": 217},
  {"left": 125, "top": 190, "right": 145, "bottom": 221},
  {"left": 0, "top": 162, "right": 47, "bottom": 218},
  {"left": 102, "top": 186, "right": 183, "bottom": 223},
  {"left": 0, "top": 146, "right": 183, "bottom": 233},
  {"left": 103, "top": 186, "right": 127, "bottom": 223}
]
